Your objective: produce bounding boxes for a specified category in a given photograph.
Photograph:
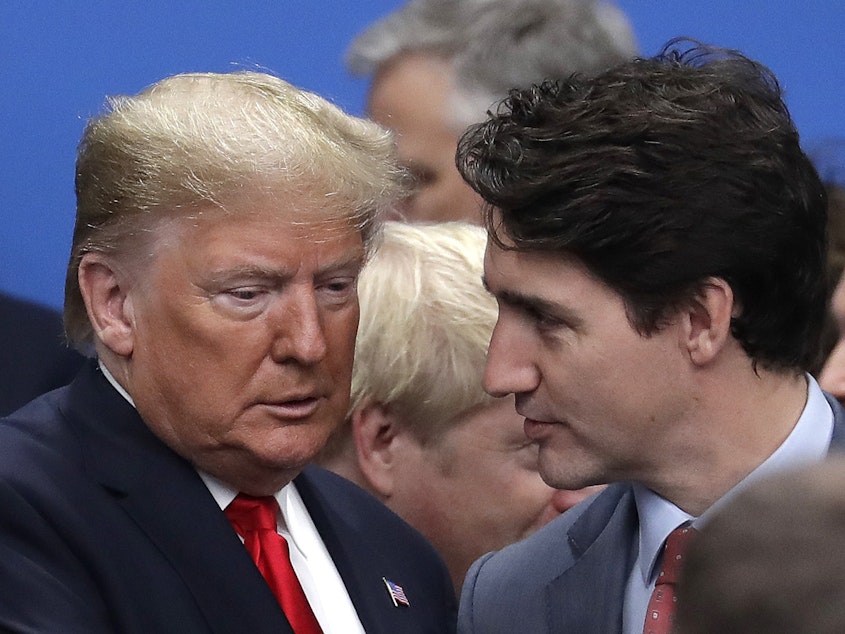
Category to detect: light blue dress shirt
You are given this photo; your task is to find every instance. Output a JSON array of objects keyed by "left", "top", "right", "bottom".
[{"left": 622, "top": 375, "right": 834, "bottom": 634}]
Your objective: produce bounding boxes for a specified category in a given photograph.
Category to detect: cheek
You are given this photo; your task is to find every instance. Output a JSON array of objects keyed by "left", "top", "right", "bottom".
[
  {"left": 485, "top": 468, "right": 561, "bottom": 536},
  {"left": 137, "top": 300, "right": 226, "bottom": 359},
  {"left": 325, "top": 313, "right": 359, "bottom": 367},
  {"left": 411, "top": 188, "right": 438, "bottom": 217},
  {"left": 390, "top": 452, "right": 449, "bottom": 526},
  {"left": 333, "top": 326, "right": 358, "bottom": 361},
  {"left": 451, "top": 464, "right": 551, "bottom": 543},
  {"left": 433, "top": 445, "right": 516, "bottom": 509},
  {"left": 545, "top": 342, "right": 655, "bottom": 414},
  {"left": 493, "top": 461, "right": 549, "bottom": 505}
]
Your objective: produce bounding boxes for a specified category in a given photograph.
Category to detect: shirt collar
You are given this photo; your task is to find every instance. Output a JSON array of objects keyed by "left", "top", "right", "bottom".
[
  {"left": 634, "top": 373, "right": 833, "bottom": 585},
  {"left": 633, "top": 484, "right": 692, "bottom": 585},
  {"left": 98, "top": 359, "right": 135, "bottom": 407},
  {"left": 198, "top": 470, "right": 309, "bottom": 560}
]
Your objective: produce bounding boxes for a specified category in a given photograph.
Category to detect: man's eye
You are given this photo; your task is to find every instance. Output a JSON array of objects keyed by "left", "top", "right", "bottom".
[
  {"left": 228, "top": 289, "right": 260, "bottom": 301},
  {"left": 526, "top": 306, "right": 561, "bottom": 330},
  {"left": 414, "top": 169, "right": 435, "bottom": 187},
  {"left": 318, "top": 278, "right": 357, "bottom": 302},
  {"left": 405, "top": 165, "right": 436, "bottom": 189},
  {"left": 210, "top": 287, "right": 270, "bottom": 319},
  {"left": 325, "top": 281, "right": 349, "bottom": 292}
]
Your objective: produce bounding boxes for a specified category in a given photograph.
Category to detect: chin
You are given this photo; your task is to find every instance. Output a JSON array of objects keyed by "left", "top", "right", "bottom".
[{"left": 538, "top": 467, "right": 583, "bottom": 492}]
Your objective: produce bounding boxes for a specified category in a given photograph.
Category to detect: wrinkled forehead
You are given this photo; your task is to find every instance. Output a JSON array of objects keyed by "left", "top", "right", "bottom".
[
  {"left": 112, "top": 181, "right": 367, "bottom": 267},
  {"left": 172, "top": 182, "right": 366, "bottom": 238}
]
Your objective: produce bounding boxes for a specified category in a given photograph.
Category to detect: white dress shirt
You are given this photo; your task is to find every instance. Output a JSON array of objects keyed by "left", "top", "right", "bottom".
[
  {"left": 622, "top": 374, "right": 835, "bottom": 634},
  {"left": 99, "top": 361, "right": 365, "bottom": 633},
  {"left": 201, "top": 473, "right": 366, "bottom": 634}
]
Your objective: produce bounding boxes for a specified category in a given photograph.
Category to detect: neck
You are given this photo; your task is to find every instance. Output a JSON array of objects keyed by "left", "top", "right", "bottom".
[{"left": 648, "top": 364, "right": 808, "bottom": 516}]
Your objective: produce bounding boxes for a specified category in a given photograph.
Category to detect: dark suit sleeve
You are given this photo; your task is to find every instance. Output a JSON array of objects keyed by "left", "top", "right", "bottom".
[
  {"left": 0, "top": 481, "right": 112, "bottom": 632},
  {"left": 0, "top": 293, "right": 86, "bottom": 416}
]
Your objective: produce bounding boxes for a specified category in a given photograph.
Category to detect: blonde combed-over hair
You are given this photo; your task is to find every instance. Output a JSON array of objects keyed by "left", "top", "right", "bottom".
[
  {"left": 350, "top": 221, "right": 497, "bottom": 442},
  {"left": 66, "top": 70, "right": 404, "bottom": 347}
]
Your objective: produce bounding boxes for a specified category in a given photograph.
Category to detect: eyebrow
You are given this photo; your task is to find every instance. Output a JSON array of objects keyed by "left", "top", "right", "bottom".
[
  {"left": 482, "top": 275, "right": 549, "bottom": 309},
  {"left": 315, "top": 252, "right": 367, "bottom": 278},
  {"left": 482, "top": 275, "right": 583, "bottom": 328},
  {"left": 208, "top": 253, "right": 365, "bottom": 285}
]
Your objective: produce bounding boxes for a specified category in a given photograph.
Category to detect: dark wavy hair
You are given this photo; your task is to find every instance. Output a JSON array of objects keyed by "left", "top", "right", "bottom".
[{"left": 456, "top": 39, "right": 828, "bottom": 372}]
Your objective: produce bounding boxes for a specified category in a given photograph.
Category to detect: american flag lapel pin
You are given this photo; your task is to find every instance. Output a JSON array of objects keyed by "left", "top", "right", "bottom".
[{"left": 383, "top": 577, "right": 410, "bottom": 607}]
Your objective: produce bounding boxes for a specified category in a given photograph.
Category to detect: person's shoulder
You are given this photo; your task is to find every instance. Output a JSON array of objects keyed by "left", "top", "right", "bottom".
[
  {"left": 470, "top": 483, "right": 633, "bottom": 583},
  {"left": 460, "top": 484, "right": 636, "bottom": 633},
  {"left": 0, "top": 387, "right": 80, "bottom": 478},
  {"left": 0, "top": 292, "right": 67, "bottom": 349},
  {"left": 296, "top": 463, "right": 385, "bottom": 506},
  {"left": 0, "top": 292, "right": 86, "bottom": 416},
  {"left": 0, "top": 291, "right": 60, "bottom": 321},
  {"left": 828, "top": 392, "right": 845, "bottom": 447}
]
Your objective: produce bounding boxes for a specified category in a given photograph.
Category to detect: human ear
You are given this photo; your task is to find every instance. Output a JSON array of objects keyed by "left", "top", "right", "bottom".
[
  {"left": 351, "top": 401, "right": 401, "bottom": 498},
  {"left": 77, "top": 253, "right": 135, "bottom": 357},
  {"left": 681, "top": 277, "right": 736, "bottom": 366}
]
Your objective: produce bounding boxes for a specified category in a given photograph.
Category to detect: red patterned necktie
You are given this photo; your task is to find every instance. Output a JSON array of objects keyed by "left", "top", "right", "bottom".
[
  {"left": 225, "top": 494, "right": 323, "bottom": 634},
  {"left": 643, "top": 524, "right": 696, "bottom": 634}
]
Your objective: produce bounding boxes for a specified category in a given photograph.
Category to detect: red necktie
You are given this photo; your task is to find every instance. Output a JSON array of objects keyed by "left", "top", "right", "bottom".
[
  {"left": 225, "top": 494, "right": 323, "bottom": 634},
  {"left": 643, "top": 525, "right": 696, "bottom": 634}
]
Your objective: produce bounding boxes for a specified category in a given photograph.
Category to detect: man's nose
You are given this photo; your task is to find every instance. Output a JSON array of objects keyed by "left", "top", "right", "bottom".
[
  {"left": 270, "top": 291, "right": 328, "bottom": 365},
  {"left": 483, "top": 317, "right": 541, "bottom": 397}
]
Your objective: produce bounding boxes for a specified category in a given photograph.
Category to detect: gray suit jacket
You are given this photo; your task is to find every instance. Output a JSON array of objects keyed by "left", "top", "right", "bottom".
[{"left": 458, "top": 393, "right": 845, "bottom": 633}]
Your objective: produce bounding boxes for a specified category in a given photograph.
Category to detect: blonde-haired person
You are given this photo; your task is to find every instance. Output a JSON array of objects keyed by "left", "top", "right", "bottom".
[
  {"left": 0, "top": 71, "right": 456, "bottom": 633},
  {"left": 319, "top": 221, "right": 602, "bottom": 592}
]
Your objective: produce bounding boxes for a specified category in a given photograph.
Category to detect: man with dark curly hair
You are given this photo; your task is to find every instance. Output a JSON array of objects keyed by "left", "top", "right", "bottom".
[{"left": 455, "top": 40, "right": 845, "bottom": 634}]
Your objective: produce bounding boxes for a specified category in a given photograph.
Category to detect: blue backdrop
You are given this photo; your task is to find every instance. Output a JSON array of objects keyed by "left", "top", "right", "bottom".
[{"left": 4, "top": 1, "right": 844, "bottom": 308}]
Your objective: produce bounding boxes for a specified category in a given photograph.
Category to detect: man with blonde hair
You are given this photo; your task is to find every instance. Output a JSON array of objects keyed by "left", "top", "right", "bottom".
[
  {"left": 0, "top": 71, "right": 456, "bottom": 633},
  {"left": 319, "top": 221, "right": 601, "bottom": 592}
]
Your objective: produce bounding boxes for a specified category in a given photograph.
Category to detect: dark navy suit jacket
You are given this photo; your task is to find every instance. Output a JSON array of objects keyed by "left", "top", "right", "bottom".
[
  {"left": 458, "top": 394, "right": 845, "bottom": 634},
  {"left": 0, "top": 360, "right": 456, "bottom": 633},
  {"left": 0, "top": 292, "right": 85, "bottom": 416}
]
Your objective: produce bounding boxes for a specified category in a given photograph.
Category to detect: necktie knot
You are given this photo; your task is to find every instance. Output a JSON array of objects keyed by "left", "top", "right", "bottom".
[
  {"left": 225, "top": 494, "right": 279, "bottom": 534},
  {"left": 644, "top": 524, "right": 697, "bottom": 634},
  {"left": 657, "top": 524, "right": 696, "bottom": 586}
]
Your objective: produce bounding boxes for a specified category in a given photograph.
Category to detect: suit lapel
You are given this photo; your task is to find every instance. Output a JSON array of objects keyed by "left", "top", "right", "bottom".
[
  {"left": 295, "top": 467, "right": 422, "bottom": 633},
  {"left": 546, "top": 485, "right": 639, "bottom": 632},
  {"left": 66, "top": 362, "right": 294, "bottom": 634},
  {"left": 113, "top": 459, "right": 295, "bottom": 634}
]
